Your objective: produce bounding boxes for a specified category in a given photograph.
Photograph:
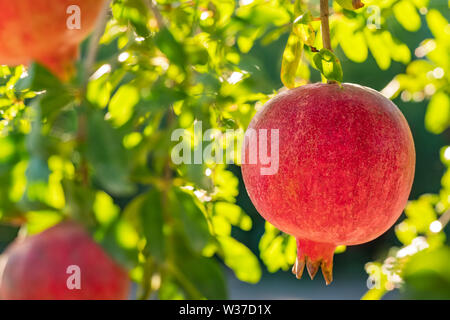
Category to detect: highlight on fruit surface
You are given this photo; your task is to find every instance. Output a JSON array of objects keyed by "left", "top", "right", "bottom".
[
  {"left": 0, "top": 221, "right": 130, "bottom": 300},
  {"left": 241, "top": 83, "right": 416, "bottom": 284},
  {"left": 0, "top": 0, "right": 105, "bottom": 80}
]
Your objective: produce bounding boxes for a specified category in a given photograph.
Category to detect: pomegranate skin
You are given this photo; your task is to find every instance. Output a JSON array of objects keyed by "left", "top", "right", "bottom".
[
  {"left": 241, "top": 83, "right": 415, "bottom": 283},
  {"left": 0, "top": 0, "right": 105, "bottom": 79},
  {"left": 0, "top": 222, "right": 130, "bottom": 300}
]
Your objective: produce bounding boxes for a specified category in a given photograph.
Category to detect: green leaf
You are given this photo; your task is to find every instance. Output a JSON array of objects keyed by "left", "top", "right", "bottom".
[
  {"left": 0, "top": 65, "right": 11, "bottom": 78},
  {"left": 236, "top": 37, "right": 252, "bottom": 54},
  {"left": 0, "top": 136, "right": 15, "bottom": 162},
  {"left": 86, "top": 109, "right": 135, "bottom": 196},
  {"left": 426, "top": 10, "right": 450, "bottom": 41},
  {"left": 154, "top": 27, "right": 186, "bottom": 68},
  {"left": 259, "top": 222, "right": 296, "bottom": 272},
  {"left": 313, "top": 49, "right": 343, "bottom": 82},
  {"left": 169, "top": 187, "right": 212, "bottom": 253},
  {"left": 172, "top": 241, "right": 227, "bottom": 299},
  {"left": 382, "top": 32, "right": 411, "bottom": 64},
  {"left": 395, "top": 221, "right": 418, "bottom": 245},
  {"left": 181, "top": 163, "right": 214, "bottom": 192},
  {"left": 24, "top": 211, "right": 63, "bottom": 235},
  {"left": 143, "top": 77, "right": 188, "bottom": 111},
  {"left": 404, "top": 196, "right": 437, "bottom": 233},
  {"left": 19, "top": 64, "right": 74, "bottom": 119},
  {"left": 87, "top": 74, "right": 112, "bottom": 108},
  {"left": 364, "top": 30, "right": 391, "bottom": 70},
  {"left": 236, "top": 5, "right": 291, "bottom": 27},
  {"left": 211, "top": 215, "right": 231, "bottom": 236},
  {"left": 294, "top": 0, "right": 303, "bottom": 16},
  {"left": 214, "top": 167, "right": 239, "bottom": 202},
  {"left": 18, "top": 63, "right": 63, "bottom": 92},
  {"left": 96, "top": 219, "right": 140, "bottom": 269},
  {"left": 158, "top": 275, "right": 186, "bottom": 300},
  {"left": 62, "top": 179, "right": 96, "bottom": 225},
  {"left": 281, "top": 29, "right": 303, "bottom": 88},
  {"left": 0, "top": 98, "right": 12, "bottom": 108},
  {"left": 261, "top": 26, "right": 289, "bottom": 46},
  {"left": 140, "top": 188, "right": 165, "bottom": 262},
  {"left": 403, "top": 247, "right": 450, "bottom": 299},
  {"left": 93, "top": 191, "right": 120, "bottom": 226},
  {"left": 50, "top": 109, "right": 78, "bottom": 139},
  {"left": 338, "top": 23, "right": 368, "bottom": 63},
  {"left": 297, "top": 24, "right": 316, "bottom": 47},
  {"left": 214, "top": 202, "right": 252, "bottom": 231},
  {"left": 425, "top": 91, "right": 450, "bottom": 134},
  {"left": 393, "top": 0, "right": 421, "bottom": 32},
  {"left": 109, "top": 84, "right": 140, "bottom": 127},
  {"left": 218, "top": 235, "right": 262, "bottom": 283}
]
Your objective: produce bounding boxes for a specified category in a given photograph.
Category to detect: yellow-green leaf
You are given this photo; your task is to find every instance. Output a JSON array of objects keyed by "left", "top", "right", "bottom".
[
  {"left": 218, "top": 236, "right": 261, "bottom": 283},
  {"left": 94, "top": 191, "right": 120, "bottom": 225},
  {"left": 214, "top": 202, "right": 252, "bottom": 231},
  {"left": 281, "top": 29, "right": 304, "bottom": 89},
  {"left": 364, "top": 29, "right": 391, "bottom": 70},
  {"left": 340, "top": 29, "right": 368, "bottom": 63},
  {"left": 393, "top": 1, "right": 421, "bottom": 32},
  {"left": 109, "top": 84, "right": 139, "bottom": 127},
  {"left": 313, "top": 49, "right": 343, "bottom": 82},
  {"left": 425, "top": 91, "right": 450, "bottom": 134},
  {"left": 426, "top": 9, "right": 450, "bottom": 41}
]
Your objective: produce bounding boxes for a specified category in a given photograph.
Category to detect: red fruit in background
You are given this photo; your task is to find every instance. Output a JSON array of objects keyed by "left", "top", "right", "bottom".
[
  {"left": 0, "top": 0, "right": 105, "bottom": 80},
  {"left": 241, "top": 83, "right": 415, "bottom": 284},
  {"left": 0, "top": 222, "right": 130, "bottom": 300}
]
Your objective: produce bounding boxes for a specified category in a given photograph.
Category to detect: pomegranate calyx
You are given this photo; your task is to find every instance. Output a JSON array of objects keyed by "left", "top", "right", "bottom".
[
  {"left": 306, "top": 257, "right": 321, "bottom": 280},
  {"left": 292, "top": 256, "right": 305, "bottom": 279},
  {"left": 292, "top": 238, "right": 336, "bottom": 285}
]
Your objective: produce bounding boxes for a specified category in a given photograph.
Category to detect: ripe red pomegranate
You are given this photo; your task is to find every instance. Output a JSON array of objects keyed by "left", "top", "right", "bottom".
[
  {"left": 0, "top": 0, "right": 105, "bottom": 80},
  {"left": 0, "top": 222, "right": 130, "bottom": 300},
  {"left": 241, "top": 83, "right": 415, "bottom": 284}
]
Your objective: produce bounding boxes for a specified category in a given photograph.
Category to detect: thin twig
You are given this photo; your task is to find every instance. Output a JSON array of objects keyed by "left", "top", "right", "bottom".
[{"left": 439, "top": 208, "right": 450, "bottom": 229}]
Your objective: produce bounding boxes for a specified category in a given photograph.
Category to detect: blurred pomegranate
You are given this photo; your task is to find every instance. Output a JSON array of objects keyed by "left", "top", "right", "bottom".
[
  {"left": 0, "top": 222, "right": 130, "bottom": 300},
  {"left": 0, "top": 0, "right": 105, "bottom": 79}
]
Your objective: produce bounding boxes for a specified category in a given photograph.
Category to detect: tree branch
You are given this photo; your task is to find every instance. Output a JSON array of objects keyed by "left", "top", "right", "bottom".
[
  {"left": 439, "top": 208, "right": 450, "bottom": 229},
  {"left": 320, "top": 0, "right": 332, "bottom": 51},
  {"left": 77, "top": 0, "right": 111, "bottom": 186}
]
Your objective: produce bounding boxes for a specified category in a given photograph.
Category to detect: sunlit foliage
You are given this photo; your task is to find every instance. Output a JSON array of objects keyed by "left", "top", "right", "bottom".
[{"left": 0, "top": 0, "right": 448, "bottom": 299}]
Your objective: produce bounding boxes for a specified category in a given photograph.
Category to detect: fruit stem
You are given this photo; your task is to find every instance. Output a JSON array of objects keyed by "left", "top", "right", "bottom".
[
  {"left": 319, "top": 0, "right": 338, "bottom": 85},
  {"left": 292, "top": 238, "right": 336, "bottom": 285},
  {"left": 319, "top": 0, "right": 332, "bottom": 51}
]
